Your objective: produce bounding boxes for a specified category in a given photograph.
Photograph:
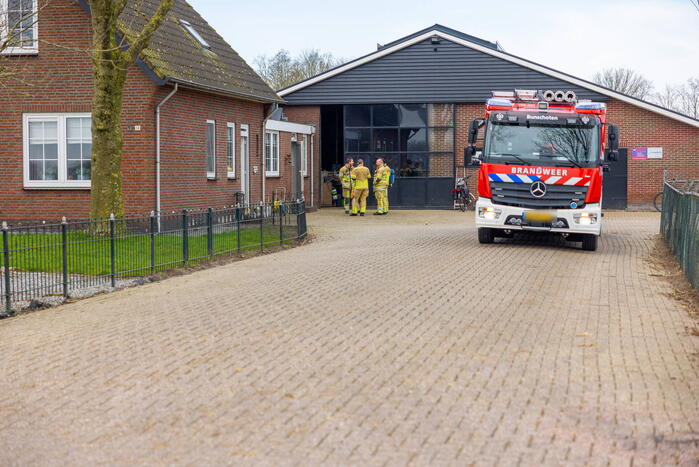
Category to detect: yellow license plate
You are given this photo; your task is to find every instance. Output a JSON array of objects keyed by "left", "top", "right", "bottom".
[{"left": 523, "top": 211, "right": 555, "bottom": 223}]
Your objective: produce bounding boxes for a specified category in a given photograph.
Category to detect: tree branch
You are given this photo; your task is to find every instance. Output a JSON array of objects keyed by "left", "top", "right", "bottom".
[{"left": 124, "top": 0, "right": 174, "bottom": 63}]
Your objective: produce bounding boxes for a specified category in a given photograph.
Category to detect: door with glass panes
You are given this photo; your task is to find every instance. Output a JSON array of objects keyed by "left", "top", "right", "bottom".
[{"left": 343, "top": 103, "right": 455, "bottom": 209}]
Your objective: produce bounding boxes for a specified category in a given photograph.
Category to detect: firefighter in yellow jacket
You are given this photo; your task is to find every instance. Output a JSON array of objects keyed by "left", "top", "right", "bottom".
[
  {"left": 338, "top": 157, "right": 354, "bottom": 214},
  {"left": 373, "top": 158, "right": 391, "bottom": 215},
  {"left": 350, "top": 159, "right": 371, "bottom": 216}
]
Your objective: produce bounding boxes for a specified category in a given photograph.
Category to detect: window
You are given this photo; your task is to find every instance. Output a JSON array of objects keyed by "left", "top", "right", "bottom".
[
  {"left": 179, "top": 19, "right": 210, "bottom": 49},
  {"left": 23, "top": 113, "right": 91, "bottom": 188},
  {"left": 265, "top": 131, "right": 279, "bottom": 176},
  {"left": 342, "top": 103, "right": 454, "bottom": 178},
  {"left": 206, "top": 120, "right": 215, "bottom": 178},
  {"left": 301, "top": 135, "right": 308, "bottom": 177},
  {"left": 226, "top": 122, "right": 235, "bottom": 178},
  {"left": 1, "top": 0, "right": 38, "bottom": 54}
]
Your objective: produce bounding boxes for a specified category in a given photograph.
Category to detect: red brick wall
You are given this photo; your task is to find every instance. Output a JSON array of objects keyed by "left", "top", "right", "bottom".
[
  {"left": 280, "top": 106, "right": 321, "bottom": 208},
  {"left": 0, "top": 0, "right": 302, "bottom": 222},
  {"left": 455, "top": 101, "right": 699, "bottom": 207},
  {"left": 606, "top": 99, "right": 699, "bottom": 207},
  {"left": 0, "top": 0, "right": 157, "bottom": 221},
  {"left": 157, "top": 86, "right": 266, "bottom": 213}
]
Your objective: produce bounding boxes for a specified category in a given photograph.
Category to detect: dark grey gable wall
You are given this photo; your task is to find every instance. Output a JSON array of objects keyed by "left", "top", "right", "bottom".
[{"left": 283, "top": 38, "right": 606, "bottom": 105}]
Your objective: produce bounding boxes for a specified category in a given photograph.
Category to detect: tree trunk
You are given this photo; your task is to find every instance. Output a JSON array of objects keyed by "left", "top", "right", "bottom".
[{"left": 90, "top": 61, "right": 126, "bottom": 220}]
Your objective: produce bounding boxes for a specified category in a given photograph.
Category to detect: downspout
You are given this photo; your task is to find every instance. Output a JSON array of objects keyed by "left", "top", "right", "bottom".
[
  {"left": 310, "top": 127, "right": 315, "bottom": 208},
  {"left": 156, "top": 82, "right": 178, "bottom": 215}
]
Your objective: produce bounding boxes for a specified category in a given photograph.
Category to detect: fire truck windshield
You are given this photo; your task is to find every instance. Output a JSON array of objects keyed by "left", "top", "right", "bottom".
[{"left": 484, "top": 122, "right": 600, "bottom": 168}]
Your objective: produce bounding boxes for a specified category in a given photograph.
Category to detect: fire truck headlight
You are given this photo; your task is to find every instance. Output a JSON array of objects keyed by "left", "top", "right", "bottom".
[
  {"left": 574, "top": 212, "right": 597, "bottom": 225},
  {"left": 478, "top": 206, "right": 502, "bottom": 220}
]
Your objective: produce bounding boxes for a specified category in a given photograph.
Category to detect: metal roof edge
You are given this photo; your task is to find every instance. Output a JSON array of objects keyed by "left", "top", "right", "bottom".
[{"left": 280, "top": 29, "right": 699, "bottom": 129}]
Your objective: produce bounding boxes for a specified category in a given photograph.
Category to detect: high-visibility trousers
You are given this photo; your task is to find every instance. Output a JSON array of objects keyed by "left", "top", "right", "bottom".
[
  {"left": 352, "top": 188, "right": 368, "bottom": 214},
  {"left": 342, "top": 188, "right": 352, "bottom": 210},
  {"left": 375, "top": 187, "right": 388, "bottom": 213}
]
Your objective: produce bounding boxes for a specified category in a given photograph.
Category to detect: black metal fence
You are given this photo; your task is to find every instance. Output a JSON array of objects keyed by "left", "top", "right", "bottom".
[
  {"left": 660, "top": 179, "right": 699, "bottom": 290},
  {"left": 1, "top": 200, "right": 307, "bottom": 316}
]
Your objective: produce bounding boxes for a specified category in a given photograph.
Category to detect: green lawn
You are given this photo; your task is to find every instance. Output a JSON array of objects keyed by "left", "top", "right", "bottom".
[{"left": 1, "top": 224, "right": 300, "bottom": 276}]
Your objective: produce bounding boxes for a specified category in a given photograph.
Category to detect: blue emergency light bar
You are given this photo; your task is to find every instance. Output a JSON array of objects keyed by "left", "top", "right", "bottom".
[
  {"left": 575, "top": 102, "right": 606, "bottom": 111},
  {"left": 487, "top": 98, "right": 513, "bottom": 108}
]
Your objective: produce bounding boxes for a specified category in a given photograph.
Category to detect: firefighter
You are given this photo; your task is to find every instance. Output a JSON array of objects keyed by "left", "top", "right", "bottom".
[
  {"left": 350, "top": 158, "right": 371, "bottom": 216},
  {"left": 338, "top": 157, "right": 354, "bottom": 214},
  {"left": 373, "top": 158, "right": 391, "bottom": 215}
]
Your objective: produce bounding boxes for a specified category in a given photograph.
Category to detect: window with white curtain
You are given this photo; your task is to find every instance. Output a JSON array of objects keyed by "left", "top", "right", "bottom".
[
  {"left": 206, "top": 120, "right": 215, "bottom": 178},
  {"left": 1, "top": 0, "right": 38, "bottom": 54},
  {"left": 23, "top": 113, "right": 91, "bottom": 188},
  {"left": 265, "top": 130, "right": 279, "bottom": 176}
]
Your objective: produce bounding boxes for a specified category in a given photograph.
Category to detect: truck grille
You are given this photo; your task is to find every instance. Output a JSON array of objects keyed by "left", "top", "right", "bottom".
[{"left": 490, "top": 182, "right": 588, "bottom": 209}]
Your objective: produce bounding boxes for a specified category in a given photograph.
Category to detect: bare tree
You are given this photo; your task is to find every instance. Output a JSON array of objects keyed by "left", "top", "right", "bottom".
[
  {"left": 676, "top": 78, "right": 699, "bottom": 119},
  {"left": 592, "top": 68, "right": 654, "bottom": 100},
  {"left": 88, "top": 0, "right": 174, "bottom": 221},
  {"left": 653, "top": 84, "right": 679, "bottom": 110},
  {"left": 651, "top": 78, "right": 699, "bottom": 119},
  {"left": 254, "top": 49, "right": 343, "bottom": 91}
]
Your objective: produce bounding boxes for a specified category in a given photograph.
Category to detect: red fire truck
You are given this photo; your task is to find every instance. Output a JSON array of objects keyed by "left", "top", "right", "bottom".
[{"left": 464, "top": 89, "right": 620, "bottom": 251}]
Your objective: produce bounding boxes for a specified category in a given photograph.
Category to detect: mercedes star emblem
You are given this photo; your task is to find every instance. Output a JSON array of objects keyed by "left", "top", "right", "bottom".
[{"left": 530, "top": 181, "right": 547, "bottom": 198}]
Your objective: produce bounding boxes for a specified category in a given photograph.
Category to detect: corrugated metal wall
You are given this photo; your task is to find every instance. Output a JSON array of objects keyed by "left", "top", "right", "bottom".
[{"left": 283, "top": 38, "right": 606, "bottom": 105}]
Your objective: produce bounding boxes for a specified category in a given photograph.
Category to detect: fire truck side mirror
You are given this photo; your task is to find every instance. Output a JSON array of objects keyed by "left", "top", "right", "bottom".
[
  {"left": 608, "top": 124, "right": 620, "bottom": 151},
  {"left": 468, "top": 119, "right": 482, "bottom": 145}
]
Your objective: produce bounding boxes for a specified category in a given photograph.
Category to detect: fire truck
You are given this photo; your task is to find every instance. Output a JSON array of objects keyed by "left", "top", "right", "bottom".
[{"left": 464, "top": 89, "right": 620, "bottom": 251}]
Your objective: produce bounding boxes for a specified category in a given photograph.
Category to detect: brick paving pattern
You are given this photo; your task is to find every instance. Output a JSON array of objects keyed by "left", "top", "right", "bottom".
[{"left": 0, "top": 211, "right": 697, "bottom": 465}]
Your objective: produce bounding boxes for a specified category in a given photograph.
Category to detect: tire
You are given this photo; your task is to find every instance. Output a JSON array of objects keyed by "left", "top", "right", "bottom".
[
  {"left": 581, "top": 234, "right": 598, "bottom": 251},
  {"left": 478, "top": 228, "right": 495, "bottom": 244},
  {"left": 653, "top": 192, "right": 663, "bottom": 212},
  {"left": 459, "top": 196, "right": 467, "bottom": 212}
]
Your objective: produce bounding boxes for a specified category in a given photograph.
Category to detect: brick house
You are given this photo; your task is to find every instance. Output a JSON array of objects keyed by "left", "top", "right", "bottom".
[
  {"left": 0, "top": 0, "right": 318, "bottom": 222},
  {"left": 278, "top": 25, "right": 699, "bottom": 210}
]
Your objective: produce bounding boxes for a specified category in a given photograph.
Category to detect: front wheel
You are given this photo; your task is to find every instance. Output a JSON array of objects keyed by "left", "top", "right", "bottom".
[
  {"left": 581, "top": 234, "right": 598, "bottom": 251},
  {"left": 653, "top": 192, "right": 663, "bottom": 212},
  {"left": 478, "top": 228, "right": 495, "bottom": 244}
]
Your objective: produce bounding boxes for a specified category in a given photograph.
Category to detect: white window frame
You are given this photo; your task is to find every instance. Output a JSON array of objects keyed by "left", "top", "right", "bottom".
[
  {"left": 1, "top": 0, "right": 39, "bottom": 55},
  {"left": 301, "top": 134, "right": 308, "bottom": 177},
  {"left": 226, "top": 122, "right": 235, "bottom": 178},
  {"left": 265, "top": 130, "right": 280, "bottom": 177},
  {"left": 23, "top": 113, "right": 91, "bottom": 189},
  {"left": 206, "top": 119, "right": 216, "bottom": 179}
]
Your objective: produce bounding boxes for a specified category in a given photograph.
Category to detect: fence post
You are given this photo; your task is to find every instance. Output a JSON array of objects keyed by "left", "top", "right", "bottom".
[
  {"left": 182, "top": 209, "right": 189, "bottom": 265},
  {"left": 150, "top": 212, "right": 156, "bottom": 275},
  {"left": 2, "top": 222, "right": 11, "bottom": 317},
  {"left": 259, "top": 211, "right": 264, "bottom": 252},
  {"left": 236, "top": 205, "right": 242, "bottom": 255},
  {"left": 61, "top": 217, "right": 68, "bottom": 298},
  {"left": 297, "top": 201, "right": 303, "bottom": 239},
  {"left": 109, "top": 213, "right": 116, "bottom": 288},
  {"left": 207, "top": 207, "right": 213, "bottom": 257}
]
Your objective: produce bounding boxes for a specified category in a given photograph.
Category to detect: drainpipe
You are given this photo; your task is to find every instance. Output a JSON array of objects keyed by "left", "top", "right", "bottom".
[
  {"left": 156, "top": 82, "right": 178, "bottom": 216},
  {"left": 310, "top": 127, "right": 315, "bottom": 208}
]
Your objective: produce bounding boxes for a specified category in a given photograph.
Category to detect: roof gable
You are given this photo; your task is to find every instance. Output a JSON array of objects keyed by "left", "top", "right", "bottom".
[
  {"left": 280, "top": 27, "right": 699, "bottom": 129},
  {"left": 113, "top": 0, "right": 281, "bottom": 102}
]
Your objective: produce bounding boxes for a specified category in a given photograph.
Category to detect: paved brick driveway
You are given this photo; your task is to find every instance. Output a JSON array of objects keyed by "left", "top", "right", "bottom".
[{"left": 0, "top": 210, "right": 697, "bottom": 465}]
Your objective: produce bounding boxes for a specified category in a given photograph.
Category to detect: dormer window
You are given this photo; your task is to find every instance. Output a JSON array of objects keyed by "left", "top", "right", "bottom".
[{"left": 179, "top": 19, "right": 210, "bottom": 50}]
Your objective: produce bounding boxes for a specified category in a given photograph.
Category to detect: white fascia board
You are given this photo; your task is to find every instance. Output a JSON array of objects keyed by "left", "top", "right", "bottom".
[
  {"left": 280, "top": 30, "right": 699, "bottom": 129},
  {"left": 265, "top": 120, "right": 315, "bottom": 134}
]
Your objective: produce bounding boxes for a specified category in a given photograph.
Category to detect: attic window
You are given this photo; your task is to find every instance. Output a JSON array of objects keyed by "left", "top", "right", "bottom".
[{"left": 179, "top": 19, "right": 210, "bottom": 49}]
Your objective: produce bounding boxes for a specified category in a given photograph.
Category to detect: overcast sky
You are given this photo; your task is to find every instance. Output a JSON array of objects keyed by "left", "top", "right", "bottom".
[{"left": 190, "top": 0, "right": 699, "bottom": 89}]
